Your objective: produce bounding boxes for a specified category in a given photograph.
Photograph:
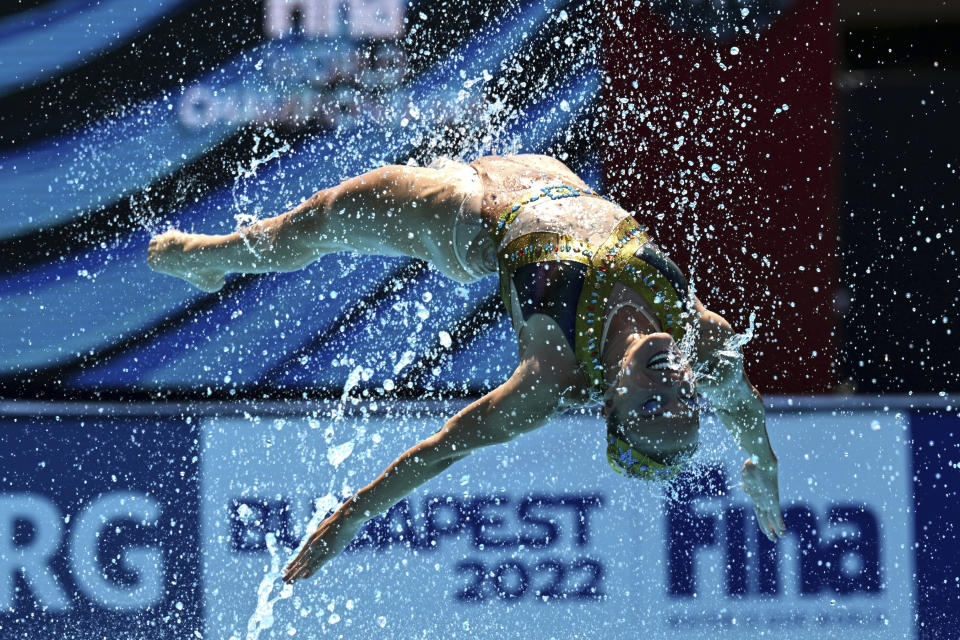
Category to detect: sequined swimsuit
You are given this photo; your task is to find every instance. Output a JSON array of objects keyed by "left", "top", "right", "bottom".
[{"left": 491, "top": 185, "right": 692, "bottom": 396}]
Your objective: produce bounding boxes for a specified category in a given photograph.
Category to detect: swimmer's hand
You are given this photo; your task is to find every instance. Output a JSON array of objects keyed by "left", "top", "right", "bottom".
[
  {"left": 147, "top": 230, "right": 226, "bottom": 293},
  {"left": 282, "top": 507, "right": 363, "bottom": 584},
  {"left": 740, "top": 458, "right": 786, "bottom": 542}
]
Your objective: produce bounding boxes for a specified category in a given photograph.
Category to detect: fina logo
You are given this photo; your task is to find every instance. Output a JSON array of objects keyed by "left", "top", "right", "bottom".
[
  {"left": 263, "top": 0, "right": 404, "bottom": 39},
  {"left": 665, "top": 468, "right": 882, "bottom": 598},
  {"left": 649, "top": 0, "right": 798, "bottom": 42},
  {"left": 0, "top": 492, "right": 163, "bottom": 612}
]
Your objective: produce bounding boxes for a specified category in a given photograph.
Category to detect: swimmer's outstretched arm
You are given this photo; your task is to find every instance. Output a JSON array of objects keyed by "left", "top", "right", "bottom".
[
  {"left": 695, "top": 304, "right": 786, "bottom": 542},
  {"left": 282, "top": 357, "right": 564, "bottom": 584},
  {"left": 710, "top": 374, "right": 786, "bottom": 539}
]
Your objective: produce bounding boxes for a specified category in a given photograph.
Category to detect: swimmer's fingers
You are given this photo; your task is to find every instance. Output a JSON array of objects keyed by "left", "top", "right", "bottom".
[
  {"left": 284, "top": 557, "right": 317, "bottom": 583},
  {"left": 771, "top": 506, "right": 787, "bottom": 537},
  {"left": 752, "top": 503, "right": 786, "bottom": 542},
  {"left": 284, "top": 552, "right": 327, "bottom": 583},
  {"left": 282, "top": 554, "right": 308, "bottom": 583},
  {"left": 740, "top": 459, "right": 786, "bottom": 541},
  {"left": 752, "top": 504, "right": 777, "bottom": 542},
  {"left": 283, "top": 544, "right": 319, "bottom": 583},
  {"left": 298, "top": 562, "right": 322, "bottom": 581},
  {"left": 759, "top": 495, "right": 787, "bottom": 538},
  {"left": 283, "top": 512, "right": 361, "bottom": 584},
  {"left": 283, "top": 530, "right": 337, "bottom": 583}
]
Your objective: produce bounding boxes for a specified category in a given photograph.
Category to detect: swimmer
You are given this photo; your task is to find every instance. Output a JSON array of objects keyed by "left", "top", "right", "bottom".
[{"left": 146, "top": 154, "right": 786, "bottom": 584}]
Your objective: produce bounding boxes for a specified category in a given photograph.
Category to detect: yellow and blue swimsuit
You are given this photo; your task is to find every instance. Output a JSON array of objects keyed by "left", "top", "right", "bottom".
[{"left": 492, "top": 184, "right": 696, "bottom": 480}]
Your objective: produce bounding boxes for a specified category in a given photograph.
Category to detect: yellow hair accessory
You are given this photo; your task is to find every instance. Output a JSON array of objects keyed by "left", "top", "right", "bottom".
[{"left": 605, "top": 433, "right": 693, "bottom": 481}]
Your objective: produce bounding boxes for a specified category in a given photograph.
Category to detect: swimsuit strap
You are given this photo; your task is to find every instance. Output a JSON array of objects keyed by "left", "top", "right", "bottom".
[{"left": 572, "top": 217, "right": 650, "bottom": 394}]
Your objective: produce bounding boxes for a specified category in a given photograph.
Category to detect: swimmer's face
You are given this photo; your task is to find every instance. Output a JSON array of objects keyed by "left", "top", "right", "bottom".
[
  {"left": 603, "top": 332, "right": 700, "bottom": 457},
  {"left": 606, "top": 332, "right": 698, "bottom": 417}
]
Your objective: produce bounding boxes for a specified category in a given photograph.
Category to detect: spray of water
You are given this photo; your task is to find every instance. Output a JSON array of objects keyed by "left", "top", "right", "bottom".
[{"left": 231, "top": 138, "right": 292, "bottom": 258}]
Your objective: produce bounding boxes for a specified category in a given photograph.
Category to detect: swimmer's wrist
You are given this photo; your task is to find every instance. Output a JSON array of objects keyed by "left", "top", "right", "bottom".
[
  {"left": 338, "top": 493, "right": 372, "bottom": 526},
  {"left": 747, "top": 453, "right": 778, "bottom": 472},
  {"left": 338, "top": 494, "right": 359, "bottom": 517}
]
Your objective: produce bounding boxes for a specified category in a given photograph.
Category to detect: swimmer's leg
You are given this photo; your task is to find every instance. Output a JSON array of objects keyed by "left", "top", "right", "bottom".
[{"left": 147, "top": 164, "right": 474, "bottom": 291}]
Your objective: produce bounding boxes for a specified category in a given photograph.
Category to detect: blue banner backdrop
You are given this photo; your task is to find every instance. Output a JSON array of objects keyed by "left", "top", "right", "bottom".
[
  {"left": 3, "top": 399, "right": 957, "bottom": 638},
  {"left": 0, "top": 0, "right": 603, "bottom": 398}
]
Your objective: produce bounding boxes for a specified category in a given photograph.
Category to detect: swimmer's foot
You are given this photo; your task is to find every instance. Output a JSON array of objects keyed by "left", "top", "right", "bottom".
[{"left": 147, "top": 229, "right": 227, "bottom": 293}]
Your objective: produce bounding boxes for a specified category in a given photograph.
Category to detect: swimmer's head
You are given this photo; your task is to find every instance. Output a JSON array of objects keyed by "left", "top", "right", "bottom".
[{"left": 602, "top": 332, "right": 701, "bottom": 481}]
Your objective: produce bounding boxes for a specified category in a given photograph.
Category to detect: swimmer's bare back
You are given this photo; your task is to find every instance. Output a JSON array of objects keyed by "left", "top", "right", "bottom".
[{"left": 468, "top": 154, "right": 592, "bottom": 222}]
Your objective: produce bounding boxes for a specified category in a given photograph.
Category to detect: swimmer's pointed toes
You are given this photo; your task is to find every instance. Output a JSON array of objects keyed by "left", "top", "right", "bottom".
[{"left": 146, "top": 241, "right": 160, "bottom": 267}]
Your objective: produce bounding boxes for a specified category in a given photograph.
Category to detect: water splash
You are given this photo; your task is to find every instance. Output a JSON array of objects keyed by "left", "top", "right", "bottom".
[
  {"left": 718, "top": 309, "right": 757, "bottom": 357},
  {"left": 231, "top": 138, "right": 292, "bottom": 257},
  {"left": 239, "top": 532, "right": 294, "bottom": 640},
  {"left": 687, "top": 310, "right": 758, "bottom": 394},
  {"left": 238, "top": 492, "right": 342, "bottom": 640},
  {"left": 392, "top": 350, "right": 416, "bottom": 375},
  {"left": 327, "top": 440, "right": 356, "bottom": 468}
]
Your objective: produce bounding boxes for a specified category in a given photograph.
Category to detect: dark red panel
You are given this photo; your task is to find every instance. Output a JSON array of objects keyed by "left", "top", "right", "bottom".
[{"left": 601, "top": 0, "right": 839, "bottom": 393}]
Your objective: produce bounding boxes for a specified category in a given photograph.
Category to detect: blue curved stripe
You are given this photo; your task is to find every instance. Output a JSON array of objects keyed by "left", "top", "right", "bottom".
[
  {"left": 0, "top": 0, "right": 593, "bottom": 380},
  {"left": 270, "top": 270, "right": 495, "bottom": 389},
  {"left": 0, "top": 240, "right": 210, "bottom": 373},
  {"left": 68, "top": 255, "right": 402, "bottom": 387},
  {"left": 130, "top": 257, "right": 404, "bottom": 387},
  {"left": 0, "top": 0, "right": 567, "bottom": 240},
  {"left": 0, "top": 38, "right": 289, "bottom": 239},
  {"left": 0, "top": 0, "right": 99, "bottom": 40},
  {"left": 0, "top": 181, "right": 238, "bottom": 372},
  {"left": 0, "top": 67, "right": 599, "bottom": 377},
  {"left": 0, "top": 0, "right": 197, "bottom": 94}
]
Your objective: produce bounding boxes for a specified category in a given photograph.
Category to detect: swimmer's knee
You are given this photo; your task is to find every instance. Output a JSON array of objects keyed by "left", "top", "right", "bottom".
[
  {"left": 304, "top": 182, "right": 390, "bottom": 254},
  {"left": 292, "top": 190, "right": 334, "bottom": 240}
]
